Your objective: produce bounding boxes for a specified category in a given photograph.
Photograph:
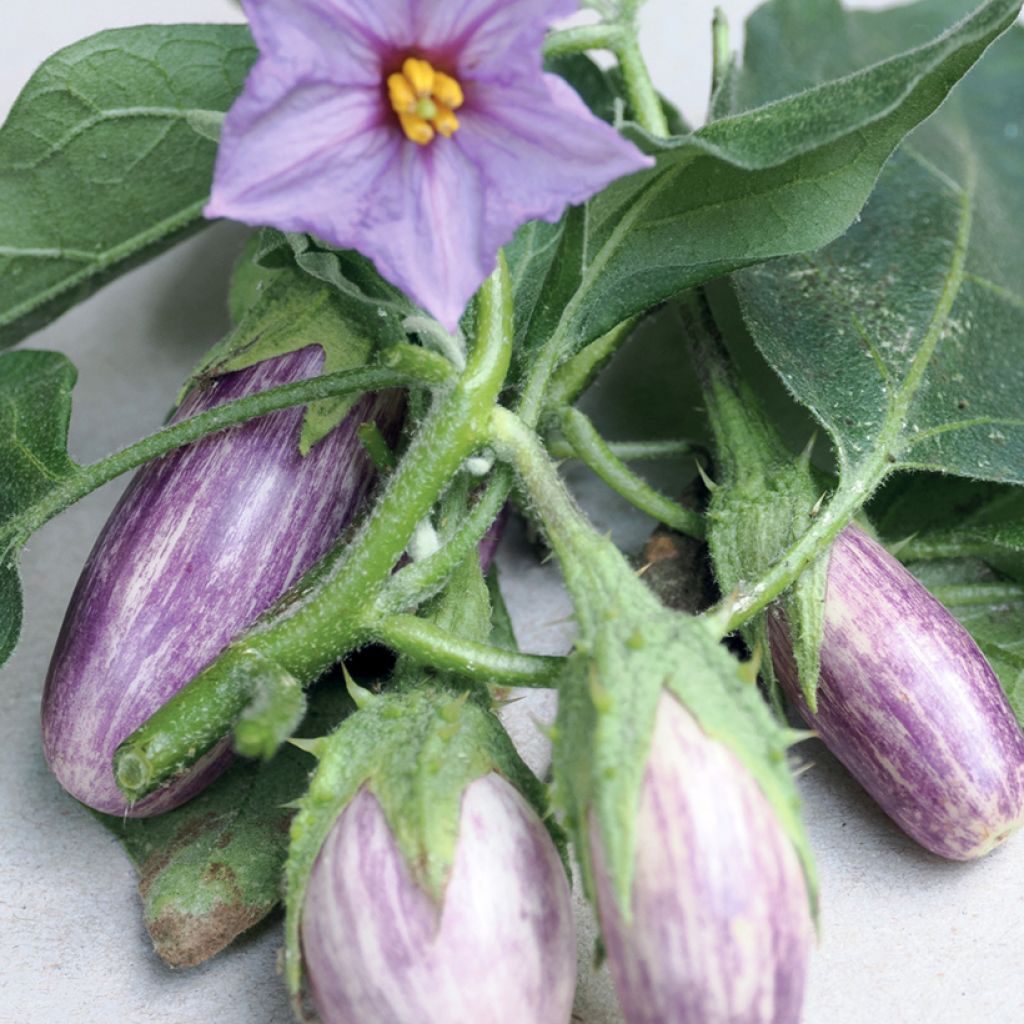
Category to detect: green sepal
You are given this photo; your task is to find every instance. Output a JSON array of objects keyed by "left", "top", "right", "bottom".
[
  {"left": 282, "top": 684, "right": 562, "bottom": 999},
  {"left": 688, "top": 298, "right": 829, "bottom": 710},
  {"left": 184, "top": 244, "right": 406, "bottom": 453},
  {"left": 551, "top": 549, "right": 817, "bottom": 927}
]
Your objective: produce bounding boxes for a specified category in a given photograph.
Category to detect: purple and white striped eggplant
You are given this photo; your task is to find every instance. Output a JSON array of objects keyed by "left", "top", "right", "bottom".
[
  {"left": 591, "top": 692, "right": 813, "bottom": 1024},
  {"left": 42, "top": 347, "right": 403, "bottom": 817},
  {"left": 300, "top": 773, "right": 576, "bottom": 1024},
  {"left": 772, "top": 524, "right": 1024, "bottom": 860}
]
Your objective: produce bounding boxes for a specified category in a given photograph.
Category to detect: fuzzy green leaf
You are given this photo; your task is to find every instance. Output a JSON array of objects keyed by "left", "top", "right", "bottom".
[
  {"left": 875, "top": 475, "right": 1024, "bottom": 581},
  {"left": 514, "top": 0, "right": 1019, "bottom": 376},
  {"left": 0, "top": 24, "right": 256, "bottom": 347},
  {"left": 734, "top": 7, "right": 1024, "bottom": 489},
  {"left": 95, "top": 684, "right": 352, "bottom": 968},
  {"left": 0, "top": 350, "right": 78, "bottom": 665}
]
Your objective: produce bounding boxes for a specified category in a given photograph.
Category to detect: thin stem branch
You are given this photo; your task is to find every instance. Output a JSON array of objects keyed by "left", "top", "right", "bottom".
[
  {"left": 546, "top": 436, "right": 699, "bottom": 462},
  {"left": 558, "top": 406, "right": 705, "bottom": 539},
  {"left": 378, "top": 467, "right": 513, "bottom": 614},
  {"left": 371, "top": 614, "right": 563, "bottom": 687},
  {"left": 543, "top": 23, "right": 625, "bottom": 58},
  {"left": 7, "top": 365, "right": 414, "bottom": 548}
]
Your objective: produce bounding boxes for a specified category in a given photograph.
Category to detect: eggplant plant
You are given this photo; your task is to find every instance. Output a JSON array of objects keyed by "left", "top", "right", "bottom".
[{"left": 1, "top": 0, "right": 1023, "bottom": 1022}]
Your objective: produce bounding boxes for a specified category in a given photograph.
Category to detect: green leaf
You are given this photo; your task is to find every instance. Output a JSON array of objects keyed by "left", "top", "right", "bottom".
[
  {"left": 188, "top": 243, "right": 407, "bottom": 452},
  {"left": 0, "top": 24, "right": 255, "bottom": 347},
  {"left": 733, "top": 12, "right": 1024, "bottom": 494},
  {"left": 95, "top": 683, "right": 353, "bottom": 968},
  {"left": 909, "top": 557, "right": 1024, "bottom": 725},
  {"left": 515, "top": 0, "right": 1019, "bottom": 375},
  {"left": 872, "top": 473, "right": 1024, "bottom": 581},
  {"left": 0, "top": 351, "right": 78, "bottom": 665}
]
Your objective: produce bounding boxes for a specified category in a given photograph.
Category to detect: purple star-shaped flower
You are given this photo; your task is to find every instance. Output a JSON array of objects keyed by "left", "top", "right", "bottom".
[{"left": 206, "top": 0, "right": 653, "bottom": 329}]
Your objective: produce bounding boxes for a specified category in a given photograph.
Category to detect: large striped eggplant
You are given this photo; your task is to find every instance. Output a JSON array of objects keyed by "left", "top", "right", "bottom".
[
  {"left": 590, "top": 692, "right": 813, "bottom": 1024},
  {"left": 771, "top": 524, "right": 1024, "bottom": 860},
  {"left": 300, "top": 773, "right": 576, "bottom": 1024},
  {"left": 42, "top": 347, "right": 403, "bottom": 817}
]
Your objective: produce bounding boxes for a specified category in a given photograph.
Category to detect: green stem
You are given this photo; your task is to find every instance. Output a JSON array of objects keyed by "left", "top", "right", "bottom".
[
  {"left": 544, "top": 319, "right": 636, "bottom": 409},
  {"left": 380, "top": 342, "right": 459, "bottom": 387},
  {"left": 490, "top": 407, "right": 619, "bottom": 595},
  {"left": 546, "top": 436, "right": 699, "bottom": 462},
  {"left": 711, "top": 7, "right": 731, "bottom": 96},
  {"left": 114, "top": 261, "right": 515, "bottom": 800},
  {"left": 678, "top": 291, "right": 791, "bottom": 488},
  {"left": 928, "top": 582, "right": 1024, "bottom": 607},
  {"left": 6, "top": 365, "right": 414, "bottom": 548},
  {"left": 371, "top": 614, "right": 562, "bottom": 687},
  {"left": 379, "top": 467, "right": 513, "bottom": 614},
  {"left": 543, "top": 23, "right": 625, "bottom": 58},
  {"left": 558, "top": 406, "right": 706, "bottom": 539},
  {"left": 617, "top": 34, "right": 669, "bottom": 137}
]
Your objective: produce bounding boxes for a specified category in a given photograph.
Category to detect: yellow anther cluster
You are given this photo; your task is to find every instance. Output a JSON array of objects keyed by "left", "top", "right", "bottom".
[{"left": 387, "top": 57, "right": 464, "bottom": 145}]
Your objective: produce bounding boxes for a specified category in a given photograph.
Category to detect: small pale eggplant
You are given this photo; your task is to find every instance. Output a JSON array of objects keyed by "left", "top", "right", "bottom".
[
  {"left": 42, "top": 347, "right": 403, "bottom": 816},
  {"left": 772, "top": 524, "right": 1024, "bottom": 859},
  {"left": 591, "top": 692, "right": 813, "bottom": 1024},
  {"left": 300, "top": 773, "right": 576, "bottom": 1024}
]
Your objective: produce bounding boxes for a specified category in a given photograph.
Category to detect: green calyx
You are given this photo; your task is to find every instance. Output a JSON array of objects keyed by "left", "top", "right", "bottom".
[
  {"left": 489, "top": 408, "right": 816, "bottom": 926},
  {"left": 282, "top": 683, "right": 561, "bottom": 1000},
  {"left": 680, "top": 293, "right": 830, "bottom": 711},
  {"left": 552, "top": 556, "right": 817, "bottom": 926}
]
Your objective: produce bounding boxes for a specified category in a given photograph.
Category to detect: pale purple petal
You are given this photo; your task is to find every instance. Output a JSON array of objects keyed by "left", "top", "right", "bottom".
[
  {"left": 242, "top": 0, "right": 402, "bottom": 84},
  {"left": 415, "top": 0, "right": 577, "bottom": 74},
  {"left": 456, "top": 72, "right": 654, "bottom": 254},
  {"left": 206, "top": 65, "right": 390, "bottom": 220}
]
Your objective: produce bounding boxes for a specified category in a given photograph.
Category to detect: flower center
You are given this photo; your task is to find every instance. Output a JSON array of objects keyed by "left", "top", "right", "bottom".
[{"left": 387, "top": 58, "right": 464, "bottom": 146}]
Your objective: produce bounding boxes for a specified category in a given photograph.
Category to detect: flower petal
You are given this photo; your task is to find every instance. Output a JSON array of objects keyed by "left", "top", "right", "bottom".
[
  {"left": 243, "top": 0, "right": 413, "bottom": 83},
  {"left": 456, "top": 72, "right": 654, "bottom": 253},
  {"left": 351, "top": 140, "right": 490, "bottom": 330},
  {"left": 414, "top": 0, "right": 577, "bottom": 74},
  {"left": 206, "top": 65, "right": 389, "bottom": 217}
]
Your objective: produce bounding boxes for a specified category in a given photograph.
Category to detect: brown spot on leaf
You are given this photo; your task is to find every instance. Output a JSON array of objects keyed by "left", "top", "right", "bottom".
[{"left": 148, "top": 896, "right": 271, "bottom": 969}]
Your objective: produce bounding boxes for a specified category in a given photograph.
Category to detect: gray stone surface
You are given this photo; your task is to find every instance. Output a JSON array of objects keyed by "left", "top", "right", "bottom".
[{"left": 2, "top": 2, "right": 1023, "bottom": 1023}]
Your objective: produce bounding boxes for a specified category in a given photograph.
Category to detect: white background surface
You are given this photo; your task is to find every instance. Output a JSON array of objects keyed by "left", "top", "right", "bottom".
[{"left": 2, "top": 2, "right": 1023, "bottom": 1023}]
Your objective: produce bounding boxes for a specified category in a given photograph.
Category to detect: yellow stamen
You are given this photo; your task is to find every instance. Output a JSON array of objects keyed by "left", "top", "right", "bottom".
[
  {"left": 387, "top": 58, "right": 464, "bottom": 145},
  {"left": 387, "top": 73, "right": 417, "bottom": 115},
  {"left": 399, "top": 113, "right": 435, "bottom": 146},
  {"left": 432, "top": 72, "right": 464, "bottom": 111},
  {"left": 432, "top": 103, "right": 460, "bottom": 139},
  {"left": 403, "top": 58, "right": 435, "bottom": 99}
]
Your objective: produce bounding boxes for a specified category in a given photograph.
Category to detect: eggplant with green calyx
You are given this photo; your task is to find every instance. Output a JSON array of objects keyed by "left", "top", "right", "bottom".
[{"left": 771, "top": 525, "right": 1024, "bottom": 860}]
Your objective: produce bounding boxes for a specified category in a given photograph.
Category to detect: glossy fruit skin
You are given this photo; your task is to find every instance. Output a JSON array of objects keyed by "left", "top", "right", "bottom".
[
  {"left": 772, "top": 524, "right": 1024, "bottom": 860},
  {"left": 591, "top": 693, "right": 813, "bottom": 1024},
  {"left": 42, "top": 347, "right": 403, "bottom": 816},
  {"left": 301, "top": 773, "right": 576, "bottom": 1024}
]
